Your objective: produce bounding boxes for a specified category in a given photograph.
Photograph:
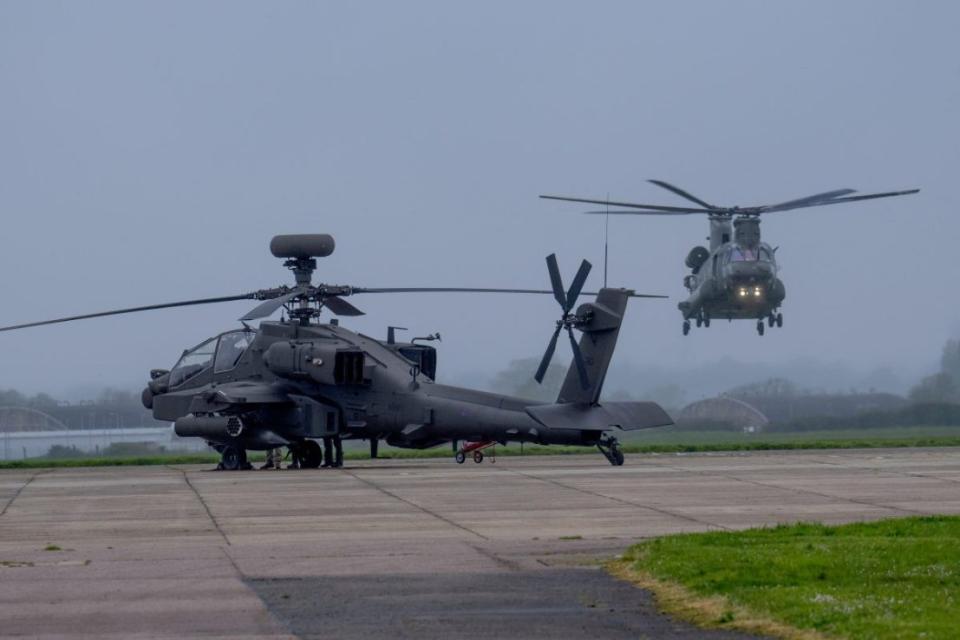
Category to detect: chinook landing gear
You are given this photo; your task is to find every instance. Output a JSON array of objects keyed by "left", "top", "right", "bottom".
[
  {"left": 760, "top": 312, "right": 783, "bottom": 334},
  {"left": 597, "top": 436, "right": 624, "bottom": 466},
  {"left": 685, "top": 312, "right": 709, "bottom": 335}
]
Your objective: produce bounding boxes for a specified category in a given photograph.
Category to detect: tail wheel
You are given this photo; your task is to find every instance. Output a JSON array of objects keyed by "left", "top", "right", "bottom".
[
  {"left": 473, "top": 450, "right": 484, "bottom": 463},
  {"left": 455, "top": 452, "right": 466, "bottom": 464}
]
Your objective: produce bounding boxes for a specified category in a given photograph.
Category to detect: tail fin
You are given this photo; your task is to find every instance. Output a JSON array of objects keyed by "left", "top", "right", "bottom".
[{"left": 557, "top": 288, "right": 630, "bottom": 405}]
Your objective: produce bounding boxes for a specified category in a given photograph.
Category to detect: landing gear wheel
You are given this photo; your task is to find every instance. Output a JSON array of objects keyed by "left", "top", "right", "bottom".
[
  {"left": 703, "top": 316, "right": 710, "bottom": 328},
  {"left": 455, "top": 451, "right": 466, "bottom": 464},
  {"left": 612, "top": 448, "right": 625, "bottom": 466},
  {"left": 757, "top": 320, "right": 765, "bottom": 336},
  {"left": 776, "top": 313, "right": 783, "bottom": 328},
  {"left": 768, "top": 315, "right": 775, "bottom": 327},
  {"left": 682, "top": 321, "right": 691, "bottom": 336},
  {"left": 598, "top": 436, "right": 624, "bottom": 466},
  {"left": 299, "top": 440, "right": 323, "bottom": 469},
  {"left": 220, "top": 446, "right": 247, "bottom": 471},
  {"left": 696, "top": 316, "right": 703, "bottom": 328},
  {"left": 473, "top": 451, "right": 484, "bottom": 464}
]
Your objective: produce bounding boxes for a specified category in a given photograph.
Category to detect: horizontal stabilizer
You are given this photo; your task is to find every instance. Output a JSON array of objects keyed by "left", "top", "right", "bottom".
[{"left": 525, "top": 401, "right": 673, "bottom": 431}]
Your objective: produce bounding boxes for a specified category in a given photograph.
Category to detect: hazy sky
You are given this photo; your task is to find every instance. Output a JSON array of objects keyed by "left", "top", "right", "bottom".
[{"left": 1, "top": 1, "right": 957, "bottom": 397}]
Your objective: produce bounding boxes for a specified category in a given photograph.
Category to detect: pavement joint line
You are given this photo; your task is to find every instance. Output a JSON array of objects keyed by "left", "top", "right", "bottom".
[
  {"left": 466, "top": 542, "right": 523, "bottom": 572},
  {"left": 219, "top": 545, "right": 244, "bottom": 576},
  {"left": 339, "top": 468, "right": 489, "bottom": 540},
  {"left": 0, "top": 470, "right": 46, "bottom": 518},
  {"left": 168, "top": 466, "right": 233, "bottom": 546},
  {"left": 808, "top": 456, "right": 960, "bottom": 486},
  {"left": 493, "top": 465, "right": 732, "bottom": 532},
  {"left": 644, "top": 459, "right": 925, "bottom": 517}
]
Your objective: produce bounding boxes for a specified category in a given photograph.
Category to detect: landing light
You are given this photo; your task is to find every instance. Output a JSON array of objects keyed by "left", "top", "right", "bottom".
[{"left": 753, "top": 286, "right": 762, "bottom": 297}]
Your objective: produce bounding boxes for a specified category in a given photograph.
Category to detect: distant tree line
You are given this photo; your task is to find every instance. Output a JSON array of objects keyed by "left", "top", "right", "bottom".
[
  {"left": 0, "top": 387, "right": 159, "bottom": 430},
  {"left": 909, "top": 339, "right": 960, "bottom": 404}
]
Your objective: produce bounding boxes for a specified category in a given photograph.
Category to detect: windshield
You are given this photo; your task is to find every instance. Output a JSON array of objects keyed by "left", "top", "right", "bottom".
[
  {"left": 169, "top": 338, "right": 216, "bottom": 387},
  {"left": 215, "top": 330, "right": 255, "bottom": 373},
  {"left": 728, "top": 245, "right": 773, "bottom": 263},
  {"left": 729, "top": 246, "right": 759, "bottom": 262}
]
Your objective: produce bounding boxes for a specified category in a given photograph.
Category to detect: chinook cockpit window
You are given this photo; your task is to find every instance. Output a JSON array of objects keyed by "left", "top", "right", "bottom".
[
  {"left": 215, "top": 330, "right": 255, "bottom": 373},
  {"left": 169, "top": 338, "right": 217, "bottom": 387},
  {"left": 729, "top": 246, "right": 759, "bottom": 262}
]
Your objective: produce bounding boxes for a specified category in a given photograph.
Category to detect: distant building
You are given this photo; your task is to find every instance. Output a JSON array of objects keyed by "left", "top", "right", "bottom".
[{"left": 676, "top": 391, "right": 908, "bottom": 431}]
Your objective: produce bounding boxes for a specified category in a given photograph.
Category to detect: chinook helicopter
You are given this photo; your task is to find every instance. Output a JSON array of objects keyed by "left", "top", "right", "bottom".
[
  {"left": 541, "top": 181, "right": 919, "bottom": 335},
  {"left": 0, "top": 234, "right": 672, "bottom": 469}
]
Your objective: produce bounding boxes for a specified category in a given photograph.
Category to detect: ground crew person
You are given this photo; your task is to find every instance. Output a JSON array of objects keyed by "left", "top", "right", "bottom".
[
  {"left": 261, "top": 447, "right": 283, "bottom": 470},
  {"left": 322, "top": 433, "right": 343, "bottom": 468}
]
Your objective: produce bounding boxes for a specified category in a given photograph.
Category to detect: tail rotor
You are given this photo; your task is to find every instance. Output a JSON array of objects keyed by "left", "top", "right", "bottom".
[{"left": 535, "top": 254, "right": 592, "bottom": 390}]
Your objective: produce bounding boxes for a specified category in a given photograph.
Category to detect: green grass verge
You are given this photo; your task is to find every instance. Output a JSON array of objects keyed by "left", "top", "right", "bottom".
[
  {"left": 1, "top": 425, "right": 958, "bottom": 470},
  {"left": 618, "top": 516, "right": 960, "bottom": 639}
]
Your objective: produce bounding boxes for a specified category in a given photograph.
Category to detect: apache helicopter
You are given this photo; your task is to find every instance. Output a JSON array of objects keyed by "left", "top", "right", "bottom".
[
  {"left": 541, "top": 181, "right": 919, "bottom": 335},
  {"left": 0, "top": 234, "right": 672, "bottom": 469}
]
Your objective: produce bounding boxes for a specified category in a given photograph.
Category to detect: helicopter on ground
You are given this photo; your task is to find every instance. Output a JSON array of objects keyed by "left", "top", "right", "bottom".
[
  {"left": 541, "top": 181, "right": 919, "bottom": 335},
  {"left": 0, "top": 234, "right": 672, "bottom": 469}
]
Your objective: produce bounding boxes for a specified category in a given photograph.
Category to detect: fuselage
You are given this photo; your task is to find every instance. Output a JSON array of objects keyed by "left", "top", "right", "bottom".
[
  {"left": 146, "top": 320, "right": 602, "bottom": 451},
  {"left": 679, "top": 216, "right": 785, "bottom": 322}
]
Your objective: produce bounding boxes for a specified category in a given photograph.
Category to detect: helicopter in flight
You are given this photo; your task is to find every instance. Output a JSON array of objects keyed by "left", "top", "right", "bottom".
[
  {"left": 541, "top": 181, "right": 919, "bottom": 335},
  {"left": 0, "top": 234, "right": 671, "bottom": 470}
]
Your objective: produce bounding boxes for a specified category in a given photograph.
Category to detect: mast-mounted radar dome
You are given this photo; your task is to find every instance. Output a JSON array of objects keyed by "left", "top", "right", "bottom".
[{"left": 269, "top": 234, "right": 336, "bottom": 259}]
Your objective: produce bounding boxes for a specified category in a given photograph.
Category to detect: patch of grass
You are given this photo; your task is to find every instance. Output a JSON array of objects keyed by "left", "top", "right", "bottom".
[
  {"left": 43, "top": 544, "right": 61, "bottom": 552},
  {"left": 614, "top": 516, "right": 960, "bottom": 639},
  {"left": 559, "top": 535, "right": 583, "bottom": 541},
  {"left": 2, "top": 425, "right": 959, "bottom": 470}
]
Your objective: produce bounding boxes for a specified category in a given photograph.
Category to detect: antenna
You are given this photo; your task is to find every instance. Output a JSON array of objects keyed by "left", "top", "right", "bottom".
[{"left": 603, "top": 193, "right": 610, "bottom": 287}]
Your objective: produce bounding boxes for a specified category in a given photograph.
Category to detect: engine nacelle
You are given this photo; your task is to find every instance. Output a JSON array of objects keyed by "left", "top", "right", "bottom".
[
  {"left": 685, "top": 246, "right": 710, "bottom": 271},
  {"left": 263, "top": 340, "right": 367, "bottom": 386}
]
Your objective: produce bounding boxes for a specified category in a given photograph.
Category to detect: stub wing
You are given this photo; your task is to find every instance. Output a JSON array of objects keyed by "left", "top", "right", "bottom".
[
  {"left": 186, "top": 381, "right": 292, "bottom": 413},
  {"left": 525, "top": 401, "right": 673, "bottom": 431}
]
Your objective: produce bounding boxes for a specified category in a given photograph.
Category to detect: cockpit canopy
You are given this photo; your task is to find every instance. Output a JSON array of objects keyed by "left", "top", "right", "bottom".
[
  {"left": 169, "top": 329, "right": 256, "bottom": 387},
  {"left": 724, "top": 244, "right": 774, "bottom": 264}
]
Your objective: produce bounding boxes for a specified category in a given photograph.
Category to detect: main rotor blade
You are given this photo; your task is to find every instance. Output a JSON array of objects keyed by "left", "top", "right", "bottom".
[
  {"left": 545, "top": 253, "right": 566, "bottom": 310},
  {"left": 351, "top": 286, "right": 664, "bottom": 298},
  {"left": 540, "top": 194, "right": 710, "bottom": 214},
  {"left": 567, "top": 327, "right": 590, "bottom": 390},
  {"left": 648, "top": 179, "right": 717, "bottom": 210},
  {"left": 757, "top": 189, "right": 857, "bottom": 213},
  {"left": 534, "top": 325, "right": 562, "bottom": 384},
  {"left": 0, "top": 293, "right": 258, "bottom": 333},
  {"left": 355, "top": 287, "right": 559, "bottom": 295},
  {"left": 564, "top": 260, "right": 592, "bottom": 313},
  {"left": 240, "top": 288, "right": 304, "bottom": 321},
  {"left": 322, "top": 295, "right": 365, "bottom": 317},
  {"left": 583, "top": 209, "right": 702, "bottom": 216},
  {"left": 762, "top": 188, "right": 920, "bottom": 212}
]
